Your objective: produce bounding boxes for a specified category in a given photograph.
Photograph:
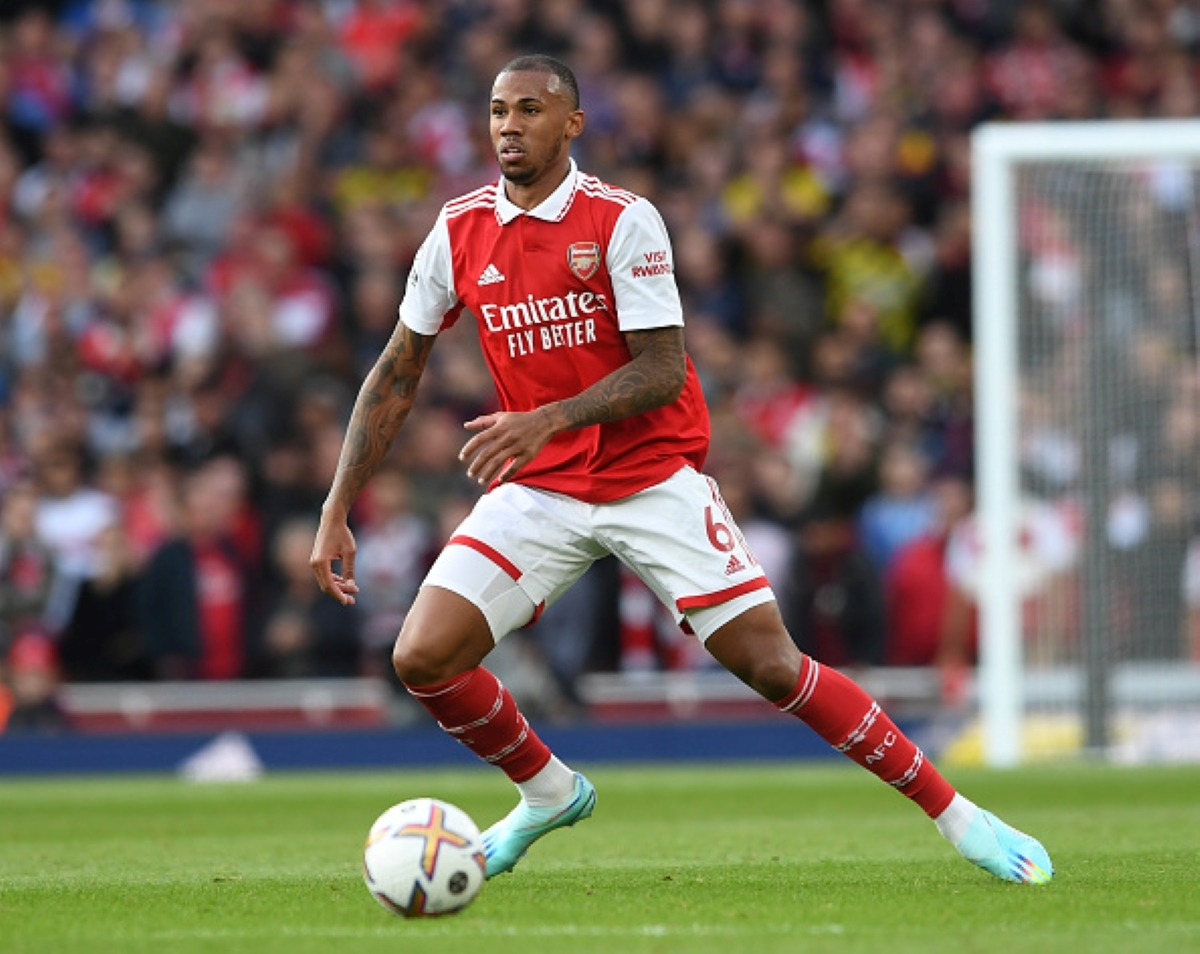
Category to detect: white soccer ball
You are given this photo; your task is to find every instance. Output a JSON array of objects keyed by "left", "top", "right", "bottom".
[{"left": 362, "top": 798, "right": 486, "bottom": 918}]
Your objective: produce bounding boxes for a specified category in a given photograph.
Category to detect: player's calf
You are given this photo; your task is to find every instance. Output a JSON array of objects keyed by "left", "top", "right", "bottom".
[{"left": 772, "top": 654, "right": 1054, "bottom": 884}]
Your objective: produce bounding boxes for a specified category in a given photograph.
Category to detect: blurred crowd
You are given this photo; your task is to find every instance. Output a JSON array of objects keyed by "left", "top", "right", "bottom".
[{"left": 0, "top": 0, "right": 1199, "bottom": 731}]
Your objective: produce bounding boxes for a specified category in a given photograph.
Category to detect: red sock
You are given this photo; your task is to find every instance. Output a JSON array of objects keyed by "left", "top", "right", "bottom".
[
  {"left": 775, "top": 655, "right": 956, "bottom": 818},
  {"left": 405, "top": 668, "right": 552, "bottom": 783}
]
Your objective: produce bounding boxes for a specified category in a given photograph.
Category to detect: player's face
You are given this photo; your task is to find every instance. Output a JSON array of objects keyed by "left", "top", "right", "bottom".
[{"left": 490, "top": 71, "right": 583, "bottom": 190}]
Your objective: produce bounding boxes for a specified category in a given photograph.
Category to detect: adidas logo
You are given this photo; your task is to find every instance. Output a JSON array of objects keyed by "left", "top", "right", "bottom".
[
  {"left": 724, "top": 553, "right": 745, "bottom": 576},
  {"left": 478, "top": 263, "right": 505, "bottom": 285}
]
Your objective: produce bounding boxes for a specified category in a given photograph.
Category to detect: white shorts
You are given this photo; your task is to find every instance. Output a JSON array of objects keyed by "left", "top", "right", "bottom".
[{"left": 421, "top": 466, "right": 775, "bottom": 643}]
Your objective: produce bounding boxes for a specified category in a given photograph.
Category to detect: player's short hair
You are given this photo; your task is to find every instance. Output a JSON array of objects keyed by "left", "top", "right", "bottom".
[{"left": 498, "top": 54, "right": 580, "bottom": 109}]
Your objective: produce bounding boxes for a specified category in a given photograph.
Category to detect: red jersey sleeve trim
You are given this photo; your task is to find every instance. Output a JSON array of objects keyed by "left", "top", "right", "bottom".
[
  {"left": 675, "top": 577, "right": 772, "bottom": 612},
  {"left": 446, "top": 534, "right": 523, "bottom": 582}
]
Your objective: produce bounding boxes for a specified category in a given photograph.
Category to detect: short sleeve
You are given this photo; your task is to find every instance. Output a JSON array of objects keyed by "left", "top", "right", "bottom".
[
  {"left": 607, "top": 198, "right": 684, "bottom": 331},
  {"left": 398, "top": 209, "right": 458, "bottom": 335}
]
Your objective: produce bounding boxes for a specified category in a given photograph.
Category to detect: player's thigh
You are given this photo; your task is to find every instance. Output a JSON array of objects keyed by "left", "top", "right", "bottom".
[
  {"left": 419, "top": 482, "right": 604, "bottom": 641},
  {"left": 600, "top": 467, "right": 776, "bottom": 642}
]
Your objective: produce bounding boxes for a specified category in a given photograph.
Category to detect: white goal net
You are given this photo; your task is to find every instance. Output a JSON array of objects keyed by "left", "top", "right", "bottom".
[{"left": 972, "top": 120, "right": 1200, "bottom": 767}]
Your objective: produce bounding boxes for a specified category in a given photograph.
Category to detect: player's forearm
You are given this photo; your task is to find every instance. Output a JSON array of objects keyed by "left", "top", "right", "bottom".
[
  {"left": 542, "top": 326, "right": 687, "bottom": 432},
  {"left": 323, "top": 326, "right": 433, "bottom": 515},
  {"left": 324, "top": 377, "right": 413, "bottom": 514}
]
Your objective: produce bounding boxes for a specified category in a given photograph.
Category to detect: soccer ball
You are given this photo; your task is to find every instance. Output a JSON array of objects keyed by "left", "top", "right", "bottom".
[{"left": 362, "top": 798, "right": 486, "bottom": 918}]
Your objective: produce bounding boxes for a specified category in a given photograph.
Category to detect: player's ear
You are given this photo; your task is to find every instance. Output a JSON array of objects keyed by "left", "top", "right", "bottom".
[{"left": 565, "top": 109, "right": 585, "bottom": 141}]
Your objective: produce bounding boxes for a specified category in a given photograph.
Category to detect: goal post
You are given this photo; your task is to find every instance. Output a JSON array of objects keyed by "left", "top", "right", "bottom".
[{"left": 971, "top": 120, "right": 1200, "bottom": 768}]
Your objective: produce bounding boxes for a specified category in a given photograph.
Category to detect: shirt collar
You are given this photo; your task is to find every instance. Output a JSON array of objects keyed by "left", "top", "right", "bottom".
[{"left": 495, "top": 158, "right": 579, "bottom": 225}]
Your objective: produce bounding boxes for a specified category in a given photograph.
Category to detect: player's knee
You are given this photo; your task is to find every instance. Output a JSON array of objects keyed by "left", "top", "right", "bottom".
[
  {"left": 706, "top": 605, "right": 803, "bottom": 701},
  {"left": 743, "top": 650, "right": 802, "bottom": 702},
  {"left": 391, "top": 587, "right": 495, "bottom": 687},
  {"left": 392, "top": 635, "right": 456, "bottom": 688},
  {"left": 714, "top": 639, "right": 800, "bottom": 701}
]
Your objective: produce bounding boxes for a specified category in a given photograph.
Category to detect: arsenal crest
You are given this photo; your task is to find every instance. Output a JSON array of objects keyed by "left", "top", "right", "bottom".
[{"left": 567, "top": 242, "right": 601, "bottom": 281}]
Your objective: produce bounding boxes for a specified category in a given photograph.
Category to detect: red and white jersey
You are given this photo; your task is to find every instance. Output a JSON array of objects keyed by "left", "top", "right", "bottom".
[{"left": 399, "top": 160, "right": 710, "bottom": 502}]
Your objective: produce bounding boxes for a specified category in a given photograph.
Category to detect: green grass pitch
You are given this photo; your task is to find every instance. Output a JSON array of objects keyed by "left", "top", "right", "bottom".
[{"left": 2, "top": 762, "right": 1199, "bottom": 954}]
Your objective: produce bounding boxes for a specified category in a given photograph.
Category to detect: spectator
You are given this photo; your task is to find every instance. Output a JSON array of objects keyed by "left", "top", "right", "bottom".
[
  {"left": 784, "top": 500, "right": 886, "bottom": 669},
  {"left": 913, "top": 321, "right": 974, "bottom": 478},
  {"left": 884, "top": 473, "right": 976, "bottom": 669},
  {"left": 737, "top": 214, "right": 825, "bottom": 364},
  {"left": 162, "top": 139, "right": 249, "bottom": 278},
  {"left": 253, "top": 516, "right": 360, "bottom": 678},
  {"left": 138, "top": 462, "right": 248, "bottom": 680},
  {"left": 811, "top": 181, "right": 925, "bottom": 353},
  {"left": 0, "top": 632, "right": 71, "bottom": 733},
  {"left": 7, "top": 10, "right": 73, "bottom": 147},
  {"left": 732, "top": 337, "right": 816, "bottom": 450},
  {"left": 0, "top": 481, "right": 56, "bottom": 658},
  {"left": 337, "top": 0, "right": 424, "bottom": 93},
  {"left": 920, "top": 199, "right": 973, "bottom": 344},
  {"left": 351, "top": 467, "right": 433, "bottom": 676},
  {"left": 531, "top": 558, "right": 618, "bottom": 709},
  {"left": 103, "top": 450, "right": 177, "bottom": 568},
  {"left": 858, "top": 439, "right": 939, "bottom": 573},
  {"left": 57, "top": 524, "right": 148, "bottom": 682},
  {"left": 33, "top": 443, "right": 118, "bottom": 630},
  {"left": 986, "top": 0, "right": 1089, "bottom": 120},
  {"left": 674, "top": 224, "right": 746, "bottom": 338},
  {"left": 805, "top": 386, "right": 882, "bottom": 518}
]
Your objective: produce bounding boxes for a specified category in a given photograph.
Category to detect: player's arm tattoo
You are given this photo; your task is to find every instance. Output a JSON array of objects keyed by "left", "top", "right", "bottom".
[
  {"left": 324, "top": 323, "right": 435, "bottom": 514},
  {"left": 551, "top": 326, "right": 687, "bottom": 430}
]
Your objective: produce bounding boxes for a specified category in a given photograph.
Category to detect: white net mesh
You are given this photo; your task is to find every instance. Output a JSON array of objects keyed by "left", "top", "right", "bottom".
[{"left": 1011, "top": 159, "right": 1200, "bottom": 759}]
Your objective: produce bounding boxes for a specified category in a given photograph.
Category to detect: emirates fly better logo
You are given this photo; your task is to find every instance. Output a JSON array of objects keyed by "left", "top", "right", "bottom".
[{"left": 567, "top": 242, "right": 601, "bottom": 280}]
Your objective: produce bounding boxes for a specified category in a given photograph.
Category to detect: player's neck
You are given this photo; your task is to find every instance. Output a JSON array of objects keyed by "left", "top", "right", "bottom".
[{"left": 502, "top": 161, "right": 571, "bottom": 211}]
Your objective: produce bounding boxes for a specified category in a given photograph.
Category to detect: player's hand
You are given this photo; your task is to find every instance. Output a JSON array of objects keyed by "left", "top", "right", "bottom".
[
  {"left": 310, "top": 512, "right": 361, "bottom": 605},
  {"left": 460, "top": 409, "right": 558, "bottom": 486}
]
